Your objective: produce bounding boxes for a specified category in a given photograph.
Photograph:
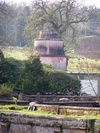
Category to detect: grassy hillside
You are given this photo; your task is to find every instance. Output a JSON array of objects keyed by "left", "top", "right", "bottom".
[
  {"left": 68, "top": 57, "right": 100, "bottom": 73},
  {"left": 66, "top": 36, "right": 100, "bottom": 73},
  {"left": 0, "top": 46, "right": 32, "bottom": 60},
  {"left": 0, "top": 46, "right": 100, "bottom": 73}
]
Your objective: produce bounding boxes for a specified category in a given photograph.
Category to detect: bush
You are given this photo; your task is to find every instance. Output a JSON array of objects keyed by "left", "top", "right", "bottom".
[
  {"left": 15, "top": 56, "right": 46, "bottom": 94},
  {"left": 0, "top": 84, "right": 13, "bottom": 97},
  {"left": 44, "top": 67, "right": 81, "bottom": 95},
  {"left": 16, "top": 56, "right": 81, "bottom": 95},
  {"left": 0, "top": 57, "right": 24, "bottom": 83},
  {"left": 0, "top": 49, "right": 4, "bottom": 63}
]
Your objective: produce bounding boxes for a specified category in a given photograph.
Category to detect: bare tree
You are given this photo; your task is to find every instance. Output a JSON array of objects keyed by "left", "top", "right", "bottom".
[{"left": 26, "top": 0, "right": 90, "bottom": 39}]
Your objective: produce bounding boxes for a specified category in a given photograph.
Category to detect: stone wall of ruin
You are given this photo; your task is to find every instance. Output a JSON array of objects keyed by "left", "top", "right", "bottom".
[{"left": 0, "top": 112, "right": 95, "bottom": 133}]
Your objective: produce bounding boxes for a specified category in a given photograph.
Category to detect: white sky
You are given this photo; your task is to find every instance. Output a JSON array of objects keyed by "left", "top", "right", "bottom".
[{"left": 2, "top": 0, "right": 100, "bottom": 8}]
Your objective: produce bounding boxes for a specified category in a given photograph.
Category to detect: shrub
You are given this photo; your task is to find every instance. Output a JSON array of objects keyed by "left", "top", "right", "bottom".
[
  {"left": 0, "top": 84, "right": 13, "bottom": 97},
  {"left": 44, "top": 67, "right": 81, "bottom": 95},
  {"left": 16, "top": 56, "right": 81, "bottom": 95},
  {"left": 0, "top": 49, "right": 4, "bottom": 63},
  {"left": 0, "top": 57, "right": 24, "bottom": 83}
]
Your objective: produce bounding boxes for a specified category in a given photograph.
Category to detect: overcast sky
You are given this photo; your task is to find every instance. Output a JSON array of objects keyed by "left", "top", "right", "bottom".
[{"left": 2, "top": 0, "right": 100, "bottom": 8}]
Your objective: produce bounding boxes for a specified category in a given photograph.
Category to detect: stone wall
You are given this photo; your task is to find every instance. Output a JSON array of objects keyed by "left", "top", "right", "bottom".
[
  {"left": 0, "top": 112, "right": 95, "bottom": 133},
  {"left": 36, "top": 104, "right": 100, "bottom": 115}
]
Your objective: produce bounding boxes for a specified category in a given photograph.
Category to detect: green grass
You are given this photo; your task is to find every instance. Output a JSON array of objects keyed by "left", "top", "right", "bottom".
[
  {"left": 0, "top": 46, "right": 32, "bottom": 60},
  {"left": 1, "top": 105, "right": 99, "bottom": 133},
  {"left": 68, "top": 57, "right": 100, "bottom": 73},
  {"left": 0, "top": 46, "right": 100, "bottom": 73},
  {"left": 0, "top": 104, "right": 100, "bottom": 120},
  {"left": 1, "top": 109, "right": 100, "bottom": 120},
  {"left": 67, "top": 114, "right": 100, "bottom": 120},
  {"left": 0, "top": 104, "right": 27, "bottom": 110}
]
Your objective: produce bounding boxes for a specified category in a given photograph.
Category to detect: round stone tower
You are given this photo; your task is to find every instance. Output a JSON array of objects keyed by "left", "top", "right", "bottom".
[{"left": 33, "top": 30, "right": 67, "bottom": 71}]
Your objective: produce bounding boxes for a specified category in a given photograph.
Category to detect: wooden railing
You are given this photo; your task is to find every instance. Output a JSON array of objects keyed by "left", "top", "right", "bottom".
[
  {"left": 0, "top": 93, "right": 99, "bottom": 107},
  {"left": 17, "top": 93, "right": 100, "bottom": 102}
]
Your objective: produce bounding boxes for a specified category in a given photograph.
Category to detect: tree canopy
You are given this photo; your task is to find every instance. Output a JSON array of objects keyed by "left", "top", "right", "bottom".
[
  {"left": 24, "top": 0, "right": 90, "bottom": 41},
  {"left": 0, "top": 0, "right": 100, "bottom": 47}
]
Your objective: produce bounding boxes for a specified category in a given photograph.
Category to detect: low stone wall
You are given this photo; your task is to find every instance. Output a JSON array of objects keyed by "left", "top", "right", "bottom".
[
  {"left": 36, "top": 104, "right": 100, "bottom": 115},
  {"left": 0, "top": 112, "right": 95, "bottom": 133}
]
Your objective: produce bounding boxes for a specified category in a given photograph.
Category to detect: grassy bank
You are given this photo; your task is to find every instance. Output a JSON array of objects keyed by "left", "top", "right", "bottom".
[
  {"left": 0, "top": 104, "right": 100, "bottom": 120},
  {"left": 0, "top": 46, "right": 32, "bottom": 60},
  {"left": 0, "top": 46, "right": 100, "bottom": 73}
]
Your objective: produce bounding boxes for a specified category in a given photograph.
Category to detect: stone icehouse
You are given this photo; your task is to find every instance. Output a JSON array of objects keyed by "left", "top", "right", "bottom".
[{"left": 33, "top": 30, "right": 67, "bottom": 71}]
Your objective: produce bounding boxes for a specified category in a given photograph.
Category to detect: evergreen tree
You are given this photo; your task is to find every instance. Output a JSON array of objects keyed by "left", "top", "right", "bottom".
[{"left": 16, "top": 56, "right": 46, "bottom": 94}]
